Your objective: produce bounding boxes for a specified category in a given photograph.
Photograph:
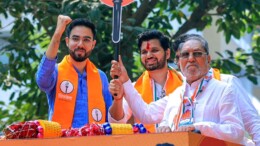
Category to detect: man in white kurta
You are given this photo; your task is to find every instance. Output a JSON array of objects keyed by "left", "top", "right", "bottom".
[
  {"left": 159, "top": 76, "right": 244, "bottom": 144},
  {"left": 112, "top": 70, "right": 245, "bottom": 144},
  {"left": 109, "top": 34, "right": 246, "bottom": 145},
  {"left": 111, "top": 73, "right": 260, "bottom": 144},
  {"left": 173, "top": 34, "right": 259, "bottom": 145}
]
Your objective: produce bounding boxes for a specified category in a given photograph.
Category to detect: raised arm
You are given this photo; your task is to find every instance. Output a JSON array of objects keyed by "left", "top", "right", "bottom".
[
  {"left": 36, "top": 15, "right": 72, "bottom": 92},
  {"left": 46, "top": 15, "right": 72, "bottom": 59}
]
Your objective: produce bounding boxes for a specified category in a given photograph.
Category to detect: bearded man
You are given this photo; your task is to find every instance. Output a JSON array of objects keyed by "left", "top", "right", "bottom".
[
  {"left": 36, "top": 15, "right": 113, "bottom": 129},
  {"left": 108, "top": 30, "right": 182, "bottom": 132}
]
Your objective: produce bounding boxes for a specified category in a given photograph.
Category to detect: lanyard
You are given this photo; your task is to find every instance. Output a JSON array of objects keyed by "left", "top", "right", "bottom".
[{"left": 176, "top": 69, "right": 213, "bottom": 128}]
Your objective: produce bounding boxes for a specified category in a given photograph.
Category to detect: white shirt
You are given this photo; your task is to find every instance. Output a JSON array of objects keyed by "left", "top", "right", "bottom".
[
  {"left": 108, "top": 79, "right": 168, "bottom": 124},
  {"left": 108, "top": 74, "right": 260, "bottom": 145},
  {"left": 221, "top": 74, "right": 260, "bottom": 146},
  {"left": 160, "top": 78, "right": 245, "bottom": 145},
  {"left": 108, "top": 71, "right": 171, "bottom": 124}
]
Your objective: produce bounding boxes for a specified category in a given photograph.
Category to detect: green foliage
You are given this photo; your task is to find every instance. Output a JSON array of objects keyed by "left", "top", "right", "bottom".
[
  {"left": 211, "top": 34, "right": 260, "bottom": 84},
  {"left": 0, "top": 0, "right": 260, "bottom": 131}
]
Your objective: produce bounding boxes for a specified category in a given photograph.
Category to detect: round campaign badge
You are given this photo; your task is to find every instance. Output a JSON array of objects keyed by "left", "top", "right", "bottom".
[
  {"left": 60, "top": 81, "right": 74, "bottom": 94},
  {"left": 92, "top": 108, "right": 103, "bottom": 122}
]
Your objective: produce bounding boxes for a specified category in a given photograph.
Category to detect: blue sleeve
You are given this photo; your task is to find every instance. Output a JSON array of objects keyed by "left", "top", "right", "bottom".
[
  {"left": 36, "top": 54, "right": 58, "bottom": 94},
  {"left": 98, "top": 69, "right": 112, "bottom": 122}
]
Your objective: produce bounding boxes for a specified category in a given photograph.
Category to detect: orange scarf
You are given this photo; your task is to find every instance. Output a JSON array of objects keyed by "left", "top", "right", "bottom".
[
  {"left": 134, "top": 68, "right": 183, "bottom": 132},
  {"left": 213, "top": 68, "right": 221, "bottom": 80},
  {"left": 52, "top": 55, "right": 105, "bottom": 128}
]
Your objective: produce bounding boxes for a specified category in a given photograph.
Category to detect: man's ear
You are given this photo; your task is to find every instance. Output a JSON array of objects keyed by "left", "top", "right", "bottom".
[
  {"left": 65, "top": 37, "right": 69, "bottom": 47},
  {"left": 92, "top": 40, "right": 97, "bottom": 50},
  {"left": 207, "top": 54, "right": 211, "bottom": 64}
]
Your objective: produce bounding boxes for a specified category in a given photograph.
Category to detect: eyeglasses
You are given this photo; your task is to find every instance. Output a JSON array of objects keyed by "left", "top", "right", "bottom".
[
  {"left": 179, "top": 51, "right": 208, "bottom": 59},
  {"left": 69, "top": 36, "right": 92, "bottom": 45}
]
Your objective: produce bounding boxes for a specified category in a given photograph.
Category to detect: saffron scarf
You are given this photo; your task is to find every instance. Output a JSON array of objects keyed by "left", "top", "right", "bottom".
[
  {"left": 52, "top": 55, "right": 106, "bottom": 128},
  {"left": 213, "top": 68, "right": 221, "bottom": 80},
  {"left": 134, "top": 68, "right": 183, "bottom": 132}
]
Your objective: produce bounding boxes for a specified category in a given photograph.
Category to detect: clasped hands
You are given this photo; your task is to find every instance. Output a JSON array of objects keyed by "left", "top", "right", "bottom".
[{"left": 109, "top": 56, "right": 129, "bottom": 101}]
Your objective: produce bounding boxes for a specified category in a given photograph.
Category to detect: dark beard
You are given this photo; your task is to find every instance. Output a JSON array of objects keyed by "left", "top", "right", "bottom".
[
  {"left": 141, "top": 52, "right": 167, "bottom": 71},
  {"left": 69, "top": 48, "right": 92, "bottom": 62}
]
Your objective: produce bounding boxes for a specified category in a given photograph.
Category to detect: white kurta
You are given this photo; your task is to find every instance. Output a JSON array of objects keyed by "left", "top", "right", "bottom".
[
  {"left": 108, "top": 71, "right": 171, "bottom": 124},
  {"left": 108, "top": 79, "right": 168, "bottom": 124},
  {"left": 160, "top": 78, "right": 244, "bottom": 144},
  {"left": 108, "top": 73, "right": 260, "bottom": 146},
  {"left": 221, "top": 74, "right": 260, "bottom": 146}
]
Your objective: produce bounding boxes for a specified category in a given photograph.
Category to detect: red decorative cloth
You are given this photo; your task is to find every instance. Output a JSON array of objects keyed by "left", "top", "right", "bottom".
[
  {"left": 3, "top": 121, "right": 38, "bottom": 139},
  {"left": 62, "top": 123, "right": 105, "bottom": 137}
]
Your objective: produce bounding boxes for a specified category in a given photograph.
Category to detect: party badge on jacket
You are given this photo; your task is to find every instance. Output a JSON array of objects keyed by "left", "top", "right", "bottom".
[
  {"left": 179, "top": 96, "right": 194, "bottom": 127},
  {"left": 60, "top": 80, "right": 74, "bottom": 94},
  {"left": 92, "top": 108, "right": 103, "bottom": 122},
  {"left": 57, "top": 80, "right": 74, "bottom": 101}
]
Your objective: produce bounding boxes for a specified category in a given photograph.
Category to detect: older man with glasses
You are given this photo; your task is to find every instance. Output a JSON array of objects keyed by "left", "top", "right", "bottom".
[
  {"left": 173, "top": 34, "right": 260, "bottom": 146},
  {"left": 109, "top": 34, "right": 247, "bottom": 145}
]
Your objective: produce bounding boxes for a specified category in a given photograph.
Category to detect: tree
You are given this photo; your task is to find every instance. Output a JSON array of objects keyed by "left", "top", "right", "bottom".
[{"left": 0, "top": 0, "right": 259, "bottom": 131}]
